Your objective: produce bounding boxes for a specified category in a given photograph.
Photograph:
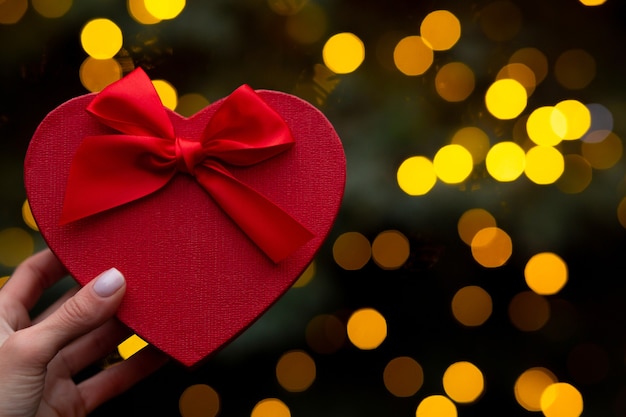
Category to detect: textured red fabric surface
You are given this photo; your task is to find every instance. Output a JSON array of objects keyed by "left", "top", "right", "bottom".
[{"left": 24, "top": 87, "right": 346, "bottom": 367}]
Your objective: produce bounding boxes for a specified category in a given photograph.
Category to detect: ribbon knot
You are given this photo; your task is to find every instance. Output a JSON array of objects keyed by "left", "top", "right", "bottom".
[
  {"left": 60, "top": 68, "right": 314, "bottom": 263},
  {"left": 175, "top": 137, "right": 203, "bottom": 174}
]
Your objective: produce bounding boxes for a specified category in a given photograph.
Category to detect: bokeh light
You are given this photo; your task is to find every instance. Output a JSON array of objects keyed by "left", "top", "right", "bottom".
[
  {"left": 485, "top": 141, "right": 526, "bottom": 182},
  {"left": 175, "top": 93, "right": 210, "bottom": 117},
  {"left": 276, "top": 350, "right": 316, "bottom": 392},
  {"left": 144, "top": 0, "right": 185, "bottom": 20},
  {"left": 485, "top": 78, "right": 527, "bottom": 120},
  {"left": 527, "top": 106, "right": 565, "bottom": 146},
  {"left": 556, "top": 154, "right": 592, "bottom": 194},
  {"left": 554, "top": 49, "right": 596, "bottom": 90},
  {"left": 580, "top": 131, "right": 623, "bottom": 169},
  {"left": 433, "top": 144, "right": 473, "bottom": 184},
  {"left": 117, "top": 334, "right": 148, "bottom": 359},
  {"left": 508, "top": 291, "right": 550, "bottom": 331},
  {"left": 79, "top": 57, "right": 123, "bottom": 92},
  {"left": 32, "top": 0, "right": 72, "bottom": 18},
  {"left": 251, "top": 398, "right": 290, "bottom": 417},
  {"left": 394, "top": 36, "right": 433, "bottom": 76},
  {"left": 179, "top": 384, "right": 220, "bottom": 417},
  {"left": 442, "top": 361, "right": 484, "bottom": 403},
  {"left": 496, "top": 63, "right": 536, "bottom": 96},
  {"left": 128, "top": 0, "right": 161, "bottom": 24},
  {"left": 509, "top": 47, "right": 548, "bottom": 85},
  {"left": 371, "top": 230, "right": 410, "bottom": 270},
  {"left": 21, "top": 200, "right": 38, "bottom": 231},
  {"left": 81, "top": 18, "right": 124, "bottom": 60},
  {"left": 524, "top": 145, "right": 564, "bottom": 185},
  {"left": 0, "top": 0, "right": 28, "bottom": 24},
  {"left": 305, "top": 314, "right": 346, "bottom": 354},
  {"left": 554, "top": 100, "right": 591, "bottom": 140},
  {"left": 450, "top": 127, "right": 490, "bottom": 164},
  {"left": 451, "top": 285, "right": 492, "bottom": 326},
  {"left": 397, "top": 156, "right": 437, "bottom": 195},
  {"left": 0, "top": 227, "right": 34, "bottom": 267},
  {"left": 292, "top": 261, "right": 315, "bottom": 288},
  {"left": 285, "top": 2, "right": 327, "bottom": 44},
  {"left": 322, "top": 32, "right": 365, "bottom": 74},
  {"left": 332, "top": 231, "right": 371, "bottom": 270},
  {"left": 515, "top": 367, "right": 558, "bottom": 411},
  {"left": 383, "top": 356, "right": 424, "bottom": 397},
  {"left": 416, "top": 395, "right": 457, "bottom": 417},
  {"left": 346, "top": 308, "right": 387, "bottom": 350},
  {"left": 434, "top": 62, "right": 475, "bottom": 102},
  {"left": 541, "top": 382, "right": 583, "bottom": 417},
  {"left": 524, "top": 252, "right": 568, "bottom": 295},
  {"left": 420, "top": 10, "right": 461, "bottom": 51},
  {"left": 457, "top": 208, "right": 496, "bottom": 246},
  {"left": 479, "top": 0, "right": 522, "bottom": 42},
  {"left": 470, "top": 226, "right": 513, "bottom": 268},
  {"left": 152, "top": 79, "right": 178, "bottom": 110}
]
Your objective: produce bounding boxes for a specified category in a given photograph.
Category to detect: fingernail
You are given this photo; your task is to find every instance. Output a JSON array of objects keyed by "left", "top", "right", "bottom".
[{"left": 93, "top": 268, "right": 125, "bottom": 297}]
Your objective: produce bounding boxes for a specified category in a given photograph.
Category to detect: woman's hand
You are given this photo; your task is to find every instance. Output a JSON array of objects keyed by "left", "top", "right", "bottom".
[{"left": 0, "top": 249, "right": 167, "bottom": 417}]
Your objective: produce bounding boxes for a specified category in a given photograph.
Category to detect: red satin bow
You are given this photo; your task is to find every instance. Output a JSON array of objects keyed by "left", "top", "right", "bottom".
[{"left": 60, "top": 68, "right": 314, "bottom": 263}]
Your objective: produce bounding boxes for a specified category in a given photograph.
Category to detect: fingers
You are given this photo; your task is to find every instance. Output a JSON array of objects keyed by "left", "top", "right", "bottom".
[
  {"left": 79, "top": 345, "right": 169, "bottom": 413},
  {"left": 0, "top": 249, "right": 67, "bottom": 312},
  {"left": 13, "top": 268, "right": 126, "bottom": 367}
]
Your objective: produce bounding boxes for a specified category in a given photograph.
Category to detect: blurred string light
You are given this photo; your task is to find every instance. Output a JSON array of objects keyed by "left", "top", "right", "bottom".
[
  {"left": 152, "top": 79, "right": 178, "bottom": 110},
  {"left": 443, "top": 361, "right": 484, "bottom": 403},
  {"left": 0, "top": 0, "right": 28, "bottom": 24},
  {"left": 284, "top": 1, "right": 327, "bottom": 45},
  {"left": 305, "top": 313, "right": 346, "bottom": 354},
  {"left": 0, "top": 227, "right": 34, "bottom": 267},
  {"left": 450, "top": 127, "right": 490, "bottom": 165},
  {"left": 435, "top": 62, "right": 475, "bottom": 102},
  {"left": 515, "top": 367, "right": 559, "bottom": 412},
  {"left": 433, "top": 144, "right": 473, "bottom": 184},
  {"left": 179, "top": 384, "right": 220, "bottom": 417},
  {"left": 144, "top": 0, "right": 185, "bottom": 20},
  {"left": 420, "top": 10, "right": 461, "bottom": 51},
  {"left": 383, "top": 356, "right": 424, "bottom": 397},
  {"left": 128, "top": 0, "right": 161, "bottom": 24},
  {"left": 346, "top": 307, "right": 387, "bottom": 350},
  {"left": 251, "top": 398, "right": 290, "bottom": 417},
  {"left": 21, "top": 200, "right": 38, "bottom": 231},
  {"left": 397, "top": 156, "right": 437, "bottom": 196},
  {"left": 332, "top": 231, "right": 371, "bottom": 270},
  {"left": 371, "top": 230, "right": 409, "bottom": 270},
  {"left": 554, "top": 49, "right": 596, "bottom": 90},
  {"left": 470, "top": 226, "right": 512, "bottom": 268},
  {"left": 485, "top": 78, "right": 527, "bottom": 120},
  {"left": 394, "top": 36, "right": 433, "bottom": 76},
  {"left": 541, "top": 382, "right": 584, "bottom": 417},
  {"left": 451, "top": 285, "right": 492, "bottom": 327},
  {"left": 292, "top": 261, "right": 315, "bottom": 288},
  {"left": 176, "top": 93, "right": 210, "bottom": 117},
  {"left": 322, "top": 32, "right": 365, "bottom": 74},
  {"left": 416, "top": 395, "right": 457, "bottom": 417},
  {"left": 117, "top": 334, "right": 149, "bottom": 359},
  {"left": 79, "top": 57, "right": 123, "bottom": 93},
  {"left": 508, "top": 291, "right": 550, "bottom": 331},
  {"left": 524, "top": 252, "right": 568, "bottom": 295},
  {"left": 81, "top": 18, "right": 123, "bottom": 59},
  {"left": 32, "top": 0, "right": 72, "bottom": 18},
  {"left": 275, "top": 350, "right": 316, "bottom": 392}
]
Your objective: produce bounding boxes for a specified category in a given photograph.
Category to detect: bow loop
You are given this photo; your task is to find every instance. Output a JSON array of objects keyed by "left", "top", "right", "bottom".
[{"left": 61, "top": 68, "right": 314, "bottom": 263}]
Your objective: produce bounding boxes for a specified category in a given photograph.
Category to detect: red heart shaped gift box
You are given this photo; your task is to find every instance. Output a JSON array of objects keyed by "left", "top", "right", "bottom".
[{"left": 24, "top": 68, "right": 346, "bottom": 367}]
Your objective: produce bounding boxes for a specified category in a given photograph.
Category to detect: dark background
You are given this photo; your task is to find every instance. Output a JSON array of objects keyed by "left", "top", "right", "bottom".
[{"left": 2, "top": 0, "right": 626, "bottom": 415}]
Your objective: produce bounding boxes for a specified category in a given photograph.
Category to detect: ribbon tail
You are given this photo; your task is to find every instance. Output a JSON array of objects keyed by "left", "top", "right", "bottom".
[
  {"left": 60, "top": 135, "right": 176, "bottom": 224},
  {"left": 195, "top": 165, "right": 315, "bottom": 263}
]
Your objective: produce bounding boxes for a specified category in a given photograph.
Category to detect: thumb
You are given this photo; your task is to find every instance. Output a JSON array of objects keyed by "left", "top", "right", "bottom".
[{"left": 21, "top": 268, "right": 126, "bottom": 366}]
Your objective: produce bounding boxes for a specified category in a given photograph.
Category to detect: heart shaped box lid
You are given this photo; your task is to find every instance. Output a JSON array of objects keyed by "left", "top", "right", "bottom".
[{"left": 24, "top": 68, "right": 346, "bottom": 367}]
